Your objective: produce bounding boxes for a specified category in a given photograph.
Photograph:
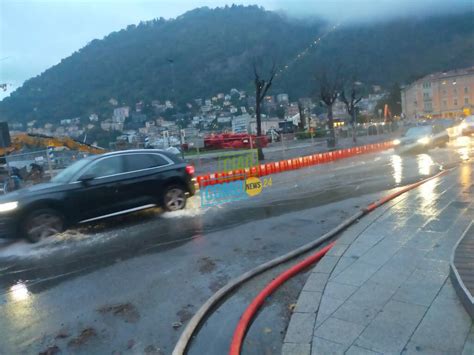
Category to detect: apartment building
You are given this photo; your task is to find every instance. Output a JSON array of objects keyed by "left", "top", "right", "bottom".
[{"left": 401, "top": 67, "right": 474, "bottom": 119}]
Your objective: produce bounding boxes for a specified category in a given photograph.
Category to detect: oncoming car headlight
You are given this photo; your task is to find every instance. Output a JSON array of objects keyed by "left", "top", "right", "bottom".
[
  {"left": 417, "top": 136, "right": 431, "bottom": 145},
  {"left": 393, "top": 139, "right": 401, "bottom": 146},
  {"left": 0, "top": 201, "right": 18, "bottom": 213}
]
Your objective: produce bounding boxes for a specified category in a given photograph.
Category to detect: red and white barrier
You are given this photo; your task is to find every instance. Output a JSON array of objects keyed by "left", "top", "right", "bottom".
[{"left": 196, "top": 140, "right": 395, "bottom": 188}]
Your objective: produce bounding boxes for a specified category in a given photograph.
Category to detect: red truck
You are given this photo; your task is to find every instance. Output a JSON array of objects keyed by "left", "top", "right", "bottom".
[{"left": 204, "top": 133, "right": 268, "bottom": 150}]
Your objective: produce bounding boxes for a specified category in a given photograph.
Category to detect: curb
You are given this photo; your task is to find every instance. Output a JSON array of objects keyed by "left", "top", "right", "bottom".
[{"left": 450, "top": 221, "right": 474, "bottom": 319}]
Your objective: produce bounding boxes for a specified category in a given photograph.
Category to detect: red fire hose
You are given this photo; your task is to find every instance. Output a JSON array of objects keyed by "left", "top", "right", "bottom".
[{"left": 229, "top": 242, "right": 335, "bottom": 355}]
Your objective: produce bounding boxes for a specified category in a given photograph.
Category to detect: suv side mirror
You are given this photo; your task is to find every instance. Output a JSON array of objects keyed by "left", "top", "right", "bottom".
[{"left": 78, "top": 174, "right": 95, "bottom": 184}]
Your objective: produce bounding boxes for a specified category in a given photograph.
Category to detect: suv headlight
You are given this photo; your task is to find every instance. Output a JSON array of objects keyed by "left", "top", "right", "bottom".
[
  {"left": 0, "top": 201, "right": 18, "bottom": 213},
  {"left": 417, "top": 137, "right": 431, "bottom": 145},
  {"left": 393, "top": 139, "right": 401, "bottom": 145}
]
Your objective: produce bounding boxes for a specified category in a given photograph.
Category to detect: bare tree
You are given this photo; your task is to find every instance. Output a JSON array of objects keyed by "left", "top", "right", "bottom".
[
  {"left": 317, "top": 68, "right": 342, "bottom": 148},
  {"left": 254, "top": 62, "right": 276, "bottom": 160},
  {"left": 340, "top": 77, "right": 363, "bottom": 143},
  {"left": 297, "top": 101, "right": 306, "bottom": 131}
]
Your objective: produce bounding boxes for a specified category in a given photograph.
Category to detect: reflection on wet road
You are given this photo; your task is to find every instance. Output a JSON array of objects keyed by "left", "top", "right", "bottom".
[{"left": 0, "top": 138, "right": 473, "bottom": 354}]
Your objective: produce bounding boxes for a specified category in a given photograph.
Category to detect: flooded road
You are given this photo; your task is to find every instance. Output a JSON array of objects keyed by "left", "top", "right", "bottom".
[{"left": 0, "top": 139, "right": 473, "bottom": 354}]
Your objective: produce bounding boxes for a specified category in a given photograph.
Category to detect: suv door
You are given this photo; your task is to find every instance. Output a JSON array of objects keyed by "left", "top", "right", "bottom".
[
  {"left": 119, "top": 152, "right": 173, "bottom": 209},
  {"left": 70, "top": 155, "right": 126, "bottom": 222}
]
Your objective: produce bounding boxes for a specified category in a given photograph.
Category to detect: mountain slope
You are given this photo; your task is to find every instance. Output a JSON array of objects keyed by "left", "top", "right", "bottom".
[{"left": 1, "top": 5, "right": 473, "bottom": 124}]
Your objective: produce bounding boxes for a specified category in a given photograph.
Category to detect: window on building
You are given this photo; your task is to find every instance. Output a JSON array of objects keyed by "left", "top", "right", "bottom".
[
  {"left": 442, "top": 89, "right": 447, "bottom": 96},
  {"left": 442, "top": 100, "right": 447, "bottom": 108},
  {"left": 454, "top": 87, "right": 458, "bottom": 94},
  {"left": 465, "top": 97, "right": 469, "bottom": 105},
  {"left": 465, "top": 87, "right": 469, "bottom": 94},
  {"left": 454, "top": 99, "right": 458, "bottom": 106}
]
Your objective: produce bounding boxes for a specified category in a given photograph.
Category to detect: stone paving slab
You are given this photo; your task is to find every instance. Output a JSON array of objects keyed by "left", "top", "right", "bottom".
[{"left": 283, "top": 167, "right": 473, "bottom": 355}]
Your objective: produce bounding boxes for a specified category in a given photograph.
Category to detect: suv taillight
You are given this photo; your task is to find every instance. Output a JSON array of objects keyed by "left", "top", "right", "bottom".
[{"left": 185, "top": 165, "right": 195, "bottom": 176}]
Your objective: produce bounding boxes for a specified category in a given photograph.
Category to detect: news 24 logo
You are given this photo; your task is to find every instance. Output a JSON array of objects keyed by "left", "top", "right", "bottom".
[
  {"left": 200, "top": 176, "right": 272, "bottom": 207},
  {"left": 200, "top": 150, "right": 272, "bottom": 207}
]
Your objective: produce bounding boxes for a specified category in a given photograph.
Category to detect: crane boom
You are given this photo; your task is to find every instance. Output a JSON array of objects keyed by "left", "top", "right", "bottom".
[{"left": 0, "top": 133, "right": 107, "bottom": 156}]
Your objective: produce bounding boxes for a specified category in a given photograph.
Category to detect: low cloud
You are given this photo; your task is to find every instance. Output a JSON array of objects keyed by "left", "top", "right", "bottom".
[{"left": 273, "top": 0, "right": 472, "bottom": 23}]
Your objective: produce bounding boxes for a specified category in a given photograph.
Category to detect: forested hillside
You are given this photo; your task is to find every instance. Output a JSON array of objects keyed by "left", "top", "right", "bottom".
[{"left": 1, "top": 5, "right": 473, "bottom": 123}]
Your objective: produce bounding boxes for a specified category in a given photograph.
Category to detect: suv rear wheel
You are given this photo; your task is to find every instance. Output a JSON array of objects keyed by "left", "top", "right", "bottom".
[
  {"left": 22, "top": 208, "right": 65, "bottom": 243},
  {"left": 163, "top": 185, "right": 187, "bottom": 211}
]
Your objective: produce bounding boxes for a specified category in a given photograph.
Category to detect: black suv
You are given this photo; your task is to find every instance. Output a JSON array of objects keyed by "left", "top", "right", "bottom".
[{"left": 0, "top": 150, "right": 195, "bottom": 242}]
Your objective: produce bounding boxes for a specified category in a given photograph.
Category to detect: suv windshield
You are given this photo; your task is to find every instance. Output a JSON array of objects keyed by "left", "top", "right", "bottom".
[{"left": 51, "top": 157, "right": 93, "bottom": 183}]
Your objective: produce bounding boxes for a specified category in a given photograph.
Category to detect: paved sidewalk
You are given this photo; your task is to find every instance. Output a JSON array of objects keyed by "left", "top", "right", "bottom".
[{"left": 283, "top": 165, "right": 474, "bottom": 354}]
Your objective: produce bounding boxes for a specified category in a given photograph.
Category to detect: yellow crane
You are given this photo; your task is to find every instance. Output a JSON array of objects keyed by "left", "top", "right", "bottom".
[{"left": 0, "top": 133, "right": 107, "bottom": 156}]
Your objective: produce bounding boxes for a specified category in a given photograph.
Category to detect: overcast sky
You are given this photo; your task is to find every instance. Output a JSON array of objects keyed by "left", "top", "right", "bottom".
[{"left": 0, "top": 0, "right": 472, "bottom": 100}]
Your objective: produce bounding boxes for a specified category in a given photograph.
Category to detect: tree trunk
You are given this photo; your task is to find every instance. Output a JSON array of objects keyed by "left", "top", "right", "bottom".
[
  {"left": 298, "top": 102, "right": 306, "bottom": 130},
  {"left": 255, "top": 95, "right": 265, "bottom": 160},
  {"left": 352, "top": 109, "right": 357, "bottom": 144},
  {"left": 327, "top": 105, "right": 336, "bottom": 148}
]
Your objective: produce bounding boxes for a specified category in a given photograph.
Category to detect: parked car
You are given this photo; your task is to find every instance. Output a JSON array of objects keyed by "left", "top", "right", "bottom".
[
  {"left": 0, "top": 149, "right": 195, "bottom": 242},
  {"left": 461, "top": 115, "right": 474, "bottom": 136},
  {"left": 394, "top": 124, "right": 449, "bottom": 153}
]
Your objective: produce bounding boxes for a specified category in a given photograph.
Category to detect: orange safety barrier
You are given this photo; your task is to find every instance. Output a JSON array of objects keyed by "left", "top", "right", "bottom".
[
  {"left": 197, "top": 140, "right": 395, "bottom": 188},
  {"left": 277, "top": 161, "right": 282, "bottom": 172},
  {"left": 270, "top": 162, "right": 275, "bottom": 174},
  {"left": 220, "top": 172, "right": 227, "bottom": 183},
  {"left": 291, "top": 158, "right": 298, "bottom": 169},
  {"left": 197, "top": 175, "right": 204, "bottom": 188},
  {"left": 274, "top": 162, "right": 280, "bottom": 173}
]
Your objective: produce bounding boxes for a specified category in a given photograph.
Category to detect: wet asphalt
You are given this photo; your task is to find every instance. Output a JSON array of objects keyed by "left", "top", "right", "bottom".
[{"left": 0, "top": 137, "right": 473, "bottom": 355}]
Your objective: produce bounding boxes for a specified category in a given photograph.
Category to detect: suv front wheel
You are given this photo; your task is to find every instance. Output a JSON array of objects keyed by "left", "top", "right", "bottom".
[
  {"left": 162, "top": 185, "right": 187, "bottom": 211},
  {"left": 22, "top": 208, "right": 65, "bottom": 243}
]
